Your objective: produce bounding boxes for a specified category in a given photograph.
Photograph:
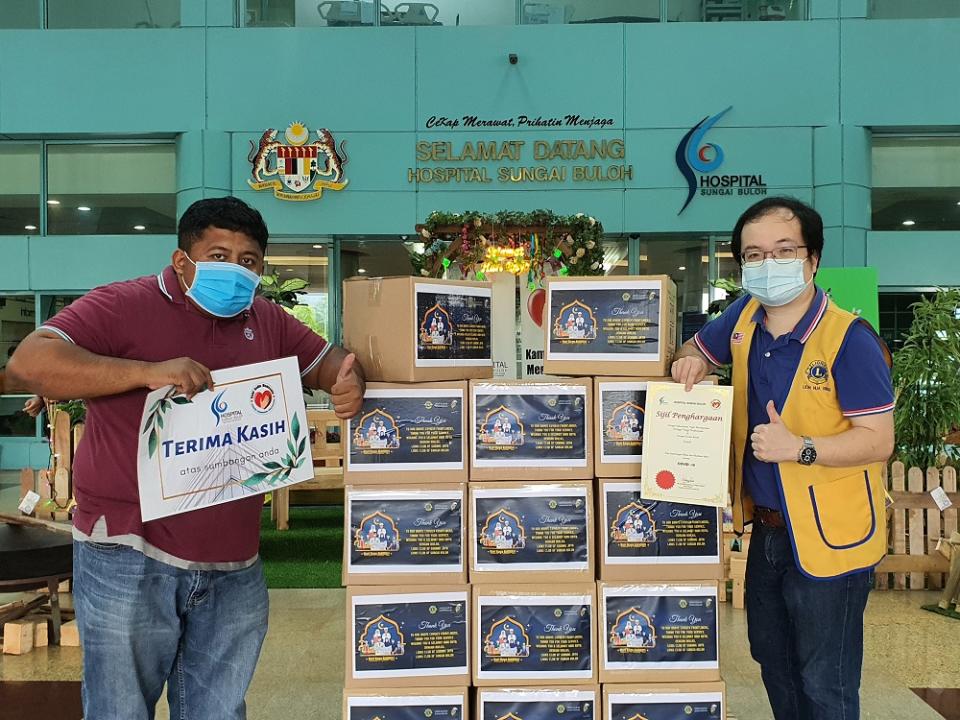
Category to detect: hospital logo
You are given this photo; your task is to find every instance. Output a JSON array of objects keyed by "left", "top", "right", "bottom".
[
  {"left": 211, "top": 390, "right": 243, "bottom": 426},
  {"left": 675, "top": 106, "right": 767, "bottom": 214},
  {"left": 251, "top": 384, "right": 276, "bottom": 413},
  {"left": 806, "top": 360, "right": 829, "bottom": 385},
  {"left": 248, "top": 122, "right": 349, "bottom": 202}
]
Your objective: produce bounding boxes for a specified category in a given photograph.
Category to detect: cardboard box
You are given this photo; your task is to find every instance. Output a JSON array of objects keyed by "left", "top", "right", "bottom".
[
  {"left": 469, "top": 379, "right": 593, "bottom": 482},
  {"left": 344, "top": 484, "right": 467, "bottom": 586},
  {"left": 544, "top": 276, "right": 677, "bottom": 378},
  {"left": 344, "top": 382, "right": 469, "bottom": 485},
  {"left": 343, "top": 276, "right": 494, "bottom": 382},
  {"left": 345, "top": 687, "right": 469, "bottom": 720},
  {"left": 597, "top": 478, "right": 722, "bottom": 581},
  {"left": 472, "top": 583, "right": 597, "bottom": 686},
  {"left": 598, "top": 582, "right": 720, "bottom": 683},
  {"left": 476, "top": 687, "right": 599, "bottom": 720},
  {"left": 469, "top": 481, "right": 594, "bottom": 583},
  {"left": 346, "top": 585, "right": 470, "bottom": 688},
  {"left": 594, "top": 377, "right": 718, "bottom": 478},
  {"left": 604, "top": 682, "right": 726, "bottom": 720}
]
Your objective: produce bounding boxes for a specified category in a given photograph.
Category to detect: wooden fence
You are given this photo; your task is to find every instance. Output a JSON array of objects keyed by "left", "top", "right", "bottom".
[{"left": 876, "top": 462, "right": 959, "bottom": 590}]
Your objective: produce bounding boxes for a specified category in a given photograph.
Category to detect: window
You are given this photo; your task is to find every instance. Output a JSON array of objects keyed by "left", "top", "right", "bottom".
[
  {"left": 244, "top": 0, "right": 515, "bottom": 26},
  {"left": 869, "top": 0, "right": 960, "bottom": 19},
  {"left": 879, "top": 291, "right": 923, "bottom": 352},
  {"left": 40, "top": 295, "right": 81, "bottom": 324},
  {"left": 46, "top": 0, "right": 181, "bottom": 28},
  {"left": 0, "top": 0, "right": 40, "bottom": 28},
  {"left": 872, "top": 136, "right": 960, "bottom": 231},
  {"left": 0, "top": 145, "right": 41, "bottom": 235},
  {"left": 668, "top": 0, "right": 806, "bottom": 21},
  {"left": 521, "top": 0, "right": 658, "bottom": 24},
  {"left": 0, "top": 295, "right": 37, "bottom": 438},
  {"left": 46, "top": 144, "right": 177, "bottom": 235}
]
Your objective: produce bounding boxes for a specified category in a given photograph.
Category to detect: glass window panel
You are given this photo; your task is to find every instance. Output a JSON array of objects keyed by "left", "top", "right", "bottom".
[
  {"left": 869, "top": 0, "right": 960, "bottom": 19},
  {"left": 714, "top": 238, "right": 739, "bottom": 286},
  {"left": 249, "top": 0, "right": 516, "bottom": 26},
  {"left": 341, "top": 237, "right": 416, "bottom": 277},
  {"left": 634, "top": 234, "right": 710, "bottom": 314},
  {"left": 602, "top": 237, "right": 629, "bottom": 275},
  {"left": 0, "top": 145, "right": 41, "bottom": 235},
  {"left": 47, "top": 0, "right": 181, "bottom": 28},
  {"left": 668, "top": 0, "right": 806, "bottom": 21},
  {"left": 522, "top": 0, "right": 659, "bottom": 24},
  {"left": 263, "top": 242, "right": 331, "bottom": 406},
  {"left": 0, "top": 295, "right": 37, "bottom": 437},
  {"left": 872, "top": 137, "right": 960, "bottom": 231},
  {"left": 46, "top": 144, "right": 177, "bottom": 235},
  {"left": 40, "top": 295, "right": 82, "bottom": 323},
  {"left": 0, "top": 0, "right": 40, "bottom": 28}
]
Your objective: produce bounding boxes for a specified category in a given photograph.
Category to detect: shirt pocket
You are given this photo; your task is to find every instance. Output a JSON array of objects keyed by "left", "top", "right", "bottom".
[{"left": 807, "top": 469, "right": 878, "bottom": 550}]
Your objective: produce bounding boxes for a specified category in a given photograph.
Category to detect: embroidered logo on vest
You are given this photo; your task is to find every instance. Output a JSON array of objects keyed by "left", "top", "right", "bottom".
[
  {"left": 244, "top": 327, "right": 255, "bottom": 341},
  {"left": 806, "top": 360, "right": 829, "bottom": 385}
]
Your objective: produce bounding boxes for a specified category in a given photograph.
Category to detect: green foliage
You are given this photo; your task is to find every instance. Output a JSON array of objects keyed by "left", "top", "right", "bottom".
[
  {"left": 56, "top": 399, "right": 86, "bottom": 426},
  {"left": 893, "top": 289, "right": 960, "bottom": 468},
  {"left": 141, "top": 388, "right": 193, "bottom": 458},
  {"left": 259, "top": 273, "right": 309, "bottom": 309},
  {"left": 242, "top": 411, "right": 307, "bottom": 486},
  {"left": 412, "top": 209, "right": 606, "bottom": 281}
]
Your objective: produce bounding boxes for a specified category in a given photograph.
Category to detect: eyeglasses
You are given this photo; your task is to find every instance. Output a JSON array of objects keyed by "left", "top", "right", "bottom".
[{"left": 741, "top": 246, "right": 808, "bottom": 268}]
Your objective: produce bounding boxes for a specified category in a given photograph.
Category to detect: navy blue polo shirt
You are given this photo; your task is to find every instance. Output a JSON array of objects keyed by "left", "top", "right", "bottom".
[{"left": 693, "top": 288, "right": 894, "bottom": 510}]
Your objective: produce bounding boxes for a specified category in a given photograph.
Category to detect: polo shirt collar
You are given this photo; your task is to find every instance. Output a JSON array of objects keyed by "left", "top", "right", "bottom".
[
  {"left": 750, "top": 286, "right": 829, "bottom": 344},
  {"left": 158, "top": 265, "right": 186, "bottom": 305}
]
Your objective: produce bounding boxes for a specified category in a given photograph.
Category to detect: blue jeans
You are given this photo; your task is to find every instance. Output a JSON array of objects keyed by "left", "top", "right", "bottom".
[
  {"left": 746, "top": 522, "right": 873, "bottom": 720},
  {"left": 73, "top": 541, "right": 269, "bottom": 720}
]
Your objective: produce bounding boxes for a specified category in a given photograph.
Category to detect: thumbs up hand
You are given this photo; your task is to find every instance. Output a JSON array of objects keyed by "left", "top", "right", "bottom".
[
  {"left": 331, "top": 352, "right": 365, "bottom": 420},
  {"left": 751, "top": 400, "right": 803, "bottom": 463}
]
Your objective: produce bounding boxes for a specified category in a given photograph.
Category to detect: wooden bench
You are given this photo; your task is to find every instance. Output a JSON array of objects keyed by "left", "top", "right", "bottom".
[{"left": 270, "top": 410, "right": 344, "bottom": 531}]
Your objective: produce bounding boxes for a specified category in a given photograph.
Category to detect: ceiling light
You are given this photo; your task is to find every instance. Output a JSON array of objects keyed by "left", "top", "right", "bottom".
[
  {"left": 46, "top": 199, "right": 60, "bottom": 206},
  {"left": 77, "top": 206, "right": 91, "bottom": 212},
  {"left": 358, "top": 268, "right": 367, "bottom": 274},
  {"left": 24, "top": 225, "right": 37, "bottom": 231},
  {"left": 312, "top": 244, "right": 323, "bottom": 249},
  {"left": 678, "top": 266, "right": 687, "bottom": 271},
  {"left": 133, "top": 225, "right": 146, "bottom": 231},
  {"left": 902, "top": 220, "right": 915, "bottom": 226}
]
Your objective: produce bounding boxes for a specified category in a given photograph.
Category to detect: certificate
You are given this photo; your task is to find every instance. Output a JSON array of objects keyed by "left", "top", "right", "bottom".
[
  {"left": 639, "top": 382, "right": 732, "bottom": 508},
  {"left": 137, "top": 356, "right": 314, "bottom": 521}
]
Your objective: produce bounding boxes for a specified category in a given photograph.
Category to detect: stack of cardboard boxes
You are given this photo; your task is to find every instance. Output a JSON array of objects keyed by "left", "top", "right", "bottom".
[{"left": 341, "top": 273, "right": 725, "bottom": 720}]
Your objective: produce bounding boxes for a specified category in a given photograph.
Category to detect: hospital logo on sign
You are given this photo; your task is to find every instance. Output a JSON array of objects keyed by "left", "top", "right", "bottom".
[{"left": 248, "top": 122, "right": 349, "bottom": 202}]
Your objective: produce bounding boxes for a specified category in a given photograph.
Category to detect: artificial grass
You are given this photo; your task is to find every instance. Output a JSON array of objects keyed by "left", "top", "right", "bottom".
[{"left": 259, "top": 505, "right": 344, "bottom": 589}]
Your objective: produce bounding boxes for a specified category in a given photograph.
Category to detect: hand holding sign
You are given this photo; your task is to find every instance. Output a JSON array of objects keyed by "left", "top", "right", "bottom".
[
  {"left": 332, "top": 352, "right": 365, "bottom": 420},
  {"left": 751, "top": 400, "right": 803, "bottom": 463}
]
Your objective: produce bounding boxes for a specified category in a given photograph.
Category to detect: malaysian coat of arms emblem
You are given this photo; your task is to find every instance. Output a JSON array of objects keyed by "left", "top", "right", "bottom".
[{"left": 248, "top": 122, "right": 349, "bottom": 201}]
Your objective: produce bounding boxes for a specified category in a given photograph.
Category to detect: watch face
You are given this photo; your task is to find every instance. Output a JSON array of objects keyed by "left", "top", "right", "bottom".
[{"left": 800, "top": 447, "right": 817, "bottom": 465}]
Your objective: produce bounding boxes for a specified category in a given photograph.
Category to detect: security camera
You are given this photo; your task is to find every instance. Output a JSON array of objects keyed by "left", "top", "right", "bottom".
[{"left": 508, "top": 53, "right": 518, "bottom": 65}]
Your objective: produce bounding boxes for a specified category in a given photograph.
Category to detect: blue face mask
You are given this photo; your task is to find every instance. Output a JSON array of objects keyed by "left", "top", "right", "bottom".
[
  {"left": 182, "top": 256, "right": 260, "bottom": 318},
  {"left": 741, "top": 258, "right": 812, "bottom": 308}
]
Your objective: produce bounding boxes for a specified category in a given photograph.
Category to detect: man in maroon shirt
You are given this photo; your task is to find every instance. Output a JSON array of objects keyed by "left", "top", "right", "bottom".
[{"left": 7, "top": 197, "right": 364, "bottom": 720}]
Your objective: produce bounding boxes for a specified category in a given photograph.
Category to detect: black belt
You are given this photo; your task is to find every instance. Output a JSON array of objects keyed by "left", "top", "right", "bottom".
[{"left": 754, "top": 506, "right": 786, "bottom": 528}]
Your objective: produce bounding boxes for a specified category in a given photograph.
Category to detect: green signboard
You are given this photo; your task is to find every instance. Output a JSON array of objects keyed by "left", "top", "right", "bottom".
[{"left": 816, "top": 267, "right": 880, "bottom": 331}]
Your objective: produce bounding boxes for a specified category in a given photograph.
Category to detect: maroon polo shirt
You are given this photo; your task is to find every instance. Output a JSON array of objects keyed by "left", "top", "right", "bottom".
[{"left": 41, "top": 265, "right": 329, "bottom": 563}]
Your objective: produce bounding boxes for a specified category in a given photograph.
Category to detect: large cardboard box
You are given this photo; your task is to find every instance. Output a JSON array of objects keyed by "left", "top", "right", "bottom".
[
  {"left": 343, "top": 276, "right": 494, "bottom": 382},
  {"left": 598, "top": 582, "right": 720, "bottom": 683},
  {"left": 476, "top": 687, "right": 599, "bottom": 720},
  {"left": 345, "top": 688, "right": 469, "bottom": 720},
  {"left": 472, "top": 583, "right": 597, "bottom": 687},
  {"left": 344, "top": 382, "right": 468, "bottom": 485},
  {"left": 469, "top": 379, "right": 593, "bottom": 482},
  {"left": 543, "top": 276, "right": 677, "bottom": 378},
  {"left": 346, "top": 585, "right": 470, "bottom": 688},
  {"left": 604, "top": 682, "right": 726, "bottom": 720},
  {"left": 593, "top": 377, "right": 718, "bottom": 478},
  {"left": 343, "top": 484, "right": 467, "bottom": 586},
  {"left": 469, "top": 481, "right": 593, "bottom": 583},
  {"left": 597, "top": 478, "right": 722, "bottom": 582}
]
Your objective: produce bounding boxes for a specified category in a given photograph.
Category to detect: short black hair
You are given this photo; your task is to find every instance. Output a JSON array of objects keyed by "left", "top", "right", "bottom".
[
  {"left": 731, "top": 196, "right": 824, "bottom": 266},
  {"left": 177, "top": 197, "right": 269, "bottom": 254}
]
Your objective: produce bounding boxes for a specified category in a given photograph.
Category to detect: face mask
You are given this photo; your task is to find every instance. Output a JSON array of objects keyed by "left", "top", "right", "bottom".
[
  {"left": 182, "top": 255, "right": 260, "bottom": 318},
  {"left": 741, "top": 258, "right": 811, "bottom": 307}
]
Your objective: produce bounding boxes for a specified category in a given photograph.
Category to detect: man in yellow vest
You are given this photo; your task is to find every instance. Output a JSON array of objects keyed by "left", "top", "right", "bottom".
[{"left": 672, "top": 197, "right": 894, "bottom": 720}]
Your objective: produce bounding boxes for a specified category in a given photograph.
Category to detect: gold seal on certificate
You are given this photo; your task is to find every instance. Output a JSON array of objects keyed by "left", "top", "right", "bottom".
[{"left": 639, "top": 382, "right": 733, "bottom": 508}]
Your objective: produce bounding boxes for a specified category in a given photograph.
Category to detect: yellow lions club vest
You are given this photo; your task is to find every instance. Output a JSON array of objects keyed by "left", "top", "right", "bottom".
[{"left": 729, "top": 296, "right": 887, "bottom": 579}]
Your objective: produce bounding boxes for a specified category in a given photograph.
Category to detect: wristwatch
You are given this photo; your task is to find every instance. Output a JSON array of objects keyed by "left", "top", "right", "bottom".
[{"left": 798, "top": 436, "right": 817, "bottom": 466}]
